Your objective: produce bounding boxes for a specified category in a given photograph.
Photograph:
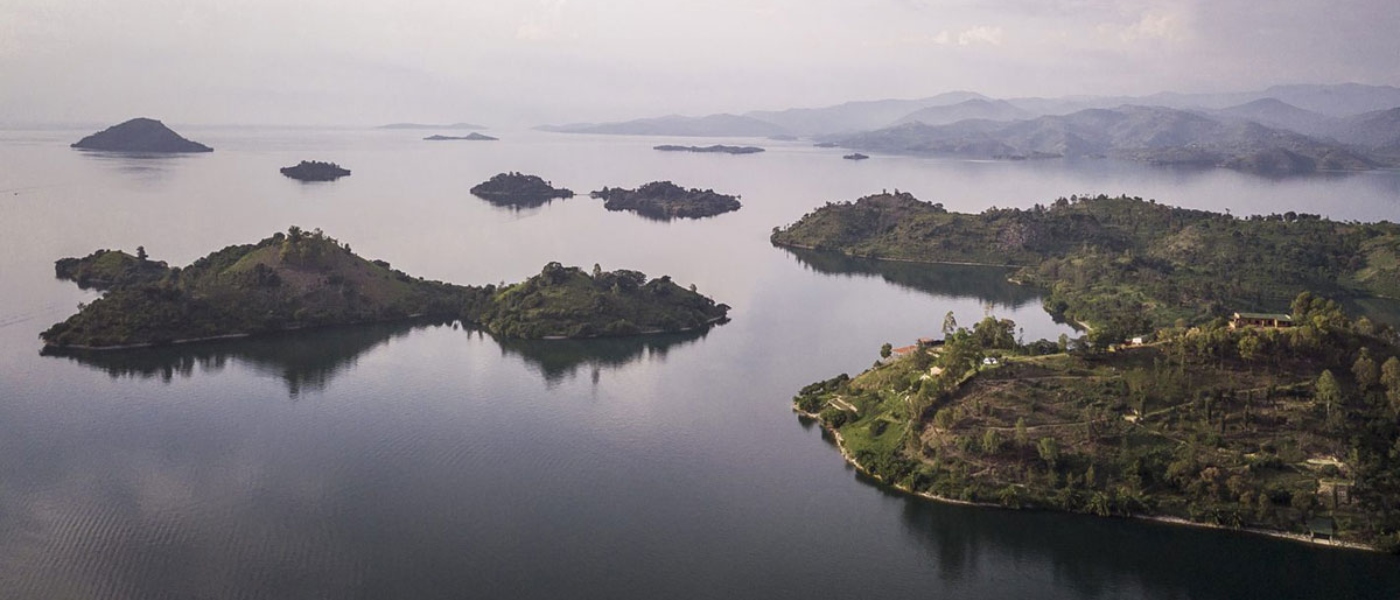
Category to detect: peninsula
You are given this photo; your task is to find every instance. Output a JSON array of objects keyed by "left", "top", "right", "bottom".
[
  {"left": 772, "top": 192, "right": 1400, "bottom": 336},
  {"left": 776, "top": 191, "right": 1400, "bottom": 551},
  {"left": 590, "top": 181, "right": 741, "bottom": 220},
  {"left": 425, "top": 133, "right": 497, "bottom": 141},
  {"left": 469, "top": 172, "right": 573, "bottom": 208},
  {"left": 280, "top": 161, "right": 350, "bottom": 182},
  {"left": 653, "top": 144, "right": 764, "bottom": 155},
  {"left": 71, "top": 118, "right": 212, "bottom": 153},
  {"left": 41, "top": 228, "right": 728, "bottom": 349}
]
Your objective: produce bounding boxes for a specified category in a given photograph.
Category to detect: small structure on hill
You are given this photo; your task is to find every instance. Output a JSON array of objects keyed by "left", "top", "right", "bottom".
[{"left": 1229, "top": 312, "right": 1294, "bottom": 329}]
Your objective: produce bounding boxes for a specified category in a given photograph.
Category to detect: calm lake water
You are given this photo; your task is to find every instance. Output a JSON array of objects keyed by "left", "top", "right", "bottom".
[{"left": 2, "top": 127, "right": 1399, "bottom": 599}]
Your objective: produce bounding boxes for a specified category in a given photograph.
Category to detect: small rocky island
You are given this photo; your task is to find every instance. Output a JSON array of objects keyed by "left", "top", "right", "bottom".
[
  {"left": 653, "top": 144, "right": 764, "bottom": 155},
  {"left": 425, "top": 133, "right": 497, "bottom": 141},
  {"left": 71, "top": 118, "right": 212, "bottom": 153},
  {"left": 590, "top": 181, "right": 742, "bottom": 220},
  {"left": 470, "top": 172, "right": 574, "bottom": 208},
  {"left": 280, "top": 161, "right": 351, "bottom": 182},
  {"left": 843, "top": 153, "right": 869, "bottom": 160},
  {"left": 41, "top": 228, "right": 728, "bottom": 349}
]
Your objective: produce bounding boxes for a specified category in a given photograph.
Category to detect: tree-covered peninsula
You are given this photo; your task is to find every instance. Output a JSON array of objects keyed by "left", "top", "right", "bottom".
[
  {"left": 776, "top": 191, "right": 1400, "bottom": 550},
  {"left": 469, "top": 172, "right": 574, "bottom": 208},
  {"left": 42, "top": 228, "right": 728, "bottom": 349},
  {"left": 590, "top": 181, "right": 741, "bottom": 220},
  {"left": 795, "top": 300, "right": 1400, "bottom": 551},
  {"left": 772, "top": 192, "right": 1400, "bottom": 338}
]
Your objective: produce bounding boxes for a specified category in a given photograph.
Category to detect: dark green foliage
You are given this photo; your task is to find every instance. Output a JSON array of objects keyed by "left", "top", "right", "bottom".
[
  {"left": 590, "top": 181, "right": 741, "bottom": 220},
  {"left": 55, "top": 249, "right": 171, "bottom": 291},
  {"left": 792, "top": 296, "right": 1400, "bottom": 549},
  {"left": 469, "top": 172, "right": 574, "bottom": 208},
  {"left": 44, "top": 228, "right": 732, "bottom": 348},
  {"left": 773, "top": 192, "right": 1400, "bottom": 329},
  {"left": 462, "top": 262, "right": 729, "bottom": 339},
  {"left": 280, "top": 160, "right": 350, "bottom": 181},
  {"left": 43, "top": 228, "right": 471, "bottom": 348}
]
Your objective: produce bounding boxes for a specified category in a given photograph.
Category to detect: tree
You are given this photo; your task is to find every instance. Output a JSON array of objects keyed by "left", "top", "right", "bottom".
[
  {"left": 981, "top": 429, "right": 1002, "bottom": 456},
  {"left": 1353, "top": 348, "right": 1379, "bottom": 390},
  {"left": 1238, "top": 333, "right": 1261, "bottom": 363},
  {"left": 1037, "top": 437, "right": 1060, "bottom": 470},
  {"left": 942, "top": 311, "right": 958, "bottom": 336},
  {"left": 1382, "top": 356, "right": 1400, "bottom": 416},
  {"left": 880, "top": 342, "right": 893, "bottom": 359},
  {"left": 1014, "top": 417, "right": 1029, "bottom": 448},
  {"left": 1315, "top": 370, "right": 1342, "bottom": 420},
  {"left": 135, "top": 246, "right": 147, "bottom": 261}
]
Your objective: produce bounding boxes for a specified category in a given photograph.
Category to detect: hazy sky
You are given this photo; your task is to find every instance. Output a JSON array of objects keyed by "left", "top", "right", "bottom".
[{"left": 2, "top": 0, "right": 1397, "bottom": 126}]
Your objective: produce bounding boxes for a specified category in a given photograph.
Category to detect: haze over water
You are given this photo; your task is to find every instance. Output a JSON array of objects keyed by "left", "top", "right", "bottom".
[{"left": 2, "top": 127, "right": 1400, "bottom": 598}]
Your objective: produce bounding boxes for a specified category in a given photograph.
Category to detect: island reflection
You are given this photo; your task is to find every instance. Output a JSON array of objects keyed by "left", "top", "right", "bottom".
[
  {"left": 780, "top": 246, "right": 1043, "bottom": 309},
  {"left": 486, "top": 327, "right": 711, "bottom": 386},
  {"left": 42, "top": 320, "right": 433, "bottom": 398},
  {"left": 44, "top": 319, "right": 715, "bottom": 394}
]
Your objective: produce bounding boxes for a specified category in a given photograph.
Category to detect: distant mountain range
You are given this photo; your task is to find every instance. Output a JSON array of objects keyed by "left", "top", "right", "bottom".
[
  {"left": 832, "top": 105, "right": 1378, "bottom": 174},
  {"left": 534, "top": 83, "right": 1400, "bottom": 175}
]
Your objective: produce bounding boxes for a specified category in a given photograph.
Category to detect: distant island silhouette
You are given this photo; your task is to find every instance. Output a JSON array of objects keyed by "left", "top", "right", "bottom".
[
  {"left": 280, "top": 161, "right": 351, "bottom": 182},
  {"left": 653, "top": 144, "right": 765, "bottom": 155},
  {"left": 590, "top": 181, "right": 742, "bottom": 220},
  {"left": 425, "top": 133, "right": 498, "bottom": 141},
  {"left": 71, "top": 118, "right": 212, "bottom": 153}
]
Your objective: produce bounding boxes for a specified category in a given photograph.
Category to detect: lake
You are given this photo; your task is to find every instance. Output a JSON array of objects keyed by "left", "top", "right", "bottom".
[{"left": 1, "top": 127, "right": 1399, "bottom": 599}]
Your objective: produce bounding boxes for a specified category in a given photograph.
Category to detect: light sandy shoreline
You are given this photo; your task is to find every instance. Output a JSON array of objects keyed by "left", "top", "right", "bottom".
[{"left": 793, "top": 407, "right": 1379, "bottom": 553}]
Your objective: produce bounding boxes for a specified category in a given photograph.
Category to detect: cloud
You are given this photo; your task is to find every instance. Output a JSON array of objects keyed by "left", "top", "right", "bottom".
[
  {"left": 876, "top": 25, "right": 1004, "bottom": 47},
  {"left": 955, "top": 25, "right": 1005, "bottom": 46},
  {"left": 516, "top": 0, "right": 573, "bottom": 42},
  {"left": 1108, "top": 10, "right": 1186, "bottom": 42}
]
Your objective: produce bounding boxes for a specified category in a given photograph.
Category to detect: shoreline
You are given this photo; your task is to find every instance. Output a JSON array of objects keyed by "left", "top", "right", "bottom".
[
  {"left": 772, "top": 242, "right": 1023, "bottom": 269},
  {"left": 41, "top": 314, "right": 450, "bottom": 352},
  {"left": 793, "top": 406, "right": 1380, "bottom": 553}
]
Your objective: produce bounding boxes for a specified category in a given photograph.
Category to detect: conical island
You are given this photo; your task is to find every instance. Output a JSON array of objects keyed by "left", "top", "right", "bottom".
[{"left": 71, "top": 118, "right": 213, "bottom": 153}]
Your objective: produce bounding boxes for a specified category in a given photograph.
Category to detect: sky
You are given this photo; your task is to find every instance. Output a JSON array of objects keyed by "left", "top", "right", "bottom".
[{"left": 1, "top": 0, "right": 1397, "bottom": 127}]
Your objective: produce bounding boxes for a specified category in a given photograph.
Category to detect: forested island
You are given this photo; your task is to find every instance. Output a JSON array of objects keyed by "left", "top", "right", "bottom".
[
  {"left": 280, "top": 161, "right": 351, "bottom": 182},
  {"left": 777, "top": 191, "right": 1400, "bottom": 551},
  {"left": 590, "top": 181, "right": 742, "bottom": 220},
  {"left": 472, "top": 262, "right": 729, "bottom": 339},
  {"left": 71, "top": 118, "right": 212, "bottom": 153},
  {"left": 41, "top": 228, "right": 728, "bottom": 349},
  {"left": 469, "top": 172, "right": 573, "bottom": 208},
  {"left": 653, "top": 144, "right": 765, "bottom": 154}
]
